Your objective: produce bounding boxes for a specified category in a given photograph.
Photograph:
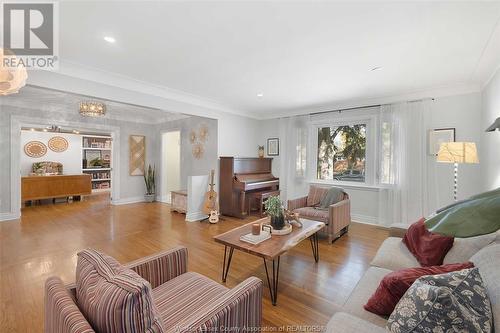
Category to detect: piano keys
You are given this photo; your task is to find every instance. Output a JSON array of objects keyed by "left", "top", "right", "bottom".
[{"left": 219, "top": 157, "right": 279, "bottom": 218}]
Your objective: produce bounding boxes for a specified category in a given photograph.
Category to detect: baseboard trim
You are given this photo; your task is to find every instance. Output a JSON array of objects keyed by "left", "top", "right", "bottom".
[
  {"left": 111, "top": 196, "right": 145, "bottom": 205},
  {"left": 186, "top": 211, "right": 207, "bottom": 222},
  {"left": 0, "top": 211, "right": 21, "bottom": 222},
  {"left": 351, "top": 213, "right": 379, "bottom": 225}
]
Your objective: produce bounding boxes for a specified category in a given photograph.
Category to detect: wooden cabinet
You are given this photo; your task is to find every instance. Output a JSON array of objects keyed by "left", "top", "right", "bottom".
[{"left": 21, "top": 174, "right": 92, "bottom": 202}]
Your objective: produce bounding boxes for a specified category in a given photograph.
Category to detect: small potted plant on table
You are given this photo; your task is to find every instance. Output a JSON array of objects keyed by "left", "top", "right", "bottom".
[
  {"left": 264, "top": 196, "right": 285, "bottom": 230},
  {"left": 143, "top": 164, "right": 156, "bottom": 202}
]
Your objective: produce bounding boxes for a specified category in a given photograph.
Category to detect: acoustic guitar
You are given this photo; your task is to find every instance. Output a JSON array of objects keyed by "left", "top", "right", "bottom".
[{"left": 203, "top": 170, "right": 219, "bottom": 223}]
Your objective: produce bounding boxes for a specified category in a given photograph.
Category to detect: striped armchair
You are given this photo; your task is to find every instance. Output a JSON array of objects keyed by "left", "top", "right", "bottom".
[
  {"left": 45, "top": 246, "right": 262, "bottom": 333},
  {"left": 287, "top": 185, "right": 351, "bottom": 243}
]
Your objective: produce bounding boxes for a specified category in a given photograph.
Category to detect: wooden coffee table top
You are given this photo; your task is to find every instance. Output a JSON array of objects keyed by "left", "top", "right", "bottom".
[{"left": 214, "top": 218, "right": 325, "bottom": 260}]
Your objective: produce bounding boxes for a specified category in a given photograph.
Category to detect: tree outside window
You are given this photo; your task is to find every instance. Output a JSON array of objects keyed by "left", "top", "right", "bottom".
[{"left": 317, "top": 124, "right": 366, "bottom": 182}]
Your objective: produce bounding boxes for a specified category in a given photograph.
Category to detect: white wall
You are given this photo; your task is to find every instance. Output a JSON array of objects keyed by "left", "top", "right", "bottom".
[
  {"left": 217, "top": 113, "right": 260, "bottom": 157},
  {"left": 161, "top": 131, "right": 181, "bottom": 202},
  {"left": 481, "top": 68, "right": 500, "bottom": 191},
  {"left": 20, "top": 131, "right": 82, "bottom": 176},
  {"left": 259, "top": 92, "right": 483, "bottom": 225}
]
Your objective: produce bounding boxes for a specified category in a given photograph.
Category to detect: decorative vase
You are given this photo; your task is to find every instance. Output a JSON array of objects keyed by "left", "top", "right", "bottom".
[
  {"left": 271, "top": 214, "right": 285, "bottom": 230},
  {"left": 144, "top": 194, "right": 155, "bottom": 202},
  {"left": 258, "top": 145, "right": 265, "bottom": 158}
]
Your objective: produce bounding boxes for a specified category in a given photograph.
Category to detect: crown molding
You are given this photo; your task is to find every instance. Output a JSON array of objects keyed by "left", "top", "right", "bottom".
[
  {"left": 27, "top": 61, "right": 489, "bottom": 121},
  {"left": 57, "top": 61, "right": 254, "bottom": 119},
  {"left": 257, "top": 82, "right": 482, "bottom": 120}
]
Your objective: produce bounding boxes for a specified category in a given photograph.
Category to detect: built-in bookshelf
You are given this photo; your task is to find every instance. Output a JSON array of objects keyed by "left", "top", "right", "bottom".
[{"left": 82, "top": 135, "right": 112, "bottom": 192}]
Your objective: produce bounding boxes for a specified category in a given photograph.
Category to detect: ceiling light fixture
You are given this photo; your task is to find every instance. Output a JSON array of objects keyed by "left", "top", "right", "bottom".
[
  {"left": 103, "top": 36, "right": 116, "bottom": 43},
  {"left": 371, "top": 66, "right": 382, "bottom": 71},
  {"left": 79, "top": 101, "right": 106, "bottom": 117},
  {"left": 0, "top": 48, "right": 28, "bottom": 95},
  {"left": 257, "top": 93, "right": 264, "bottom": 97}
]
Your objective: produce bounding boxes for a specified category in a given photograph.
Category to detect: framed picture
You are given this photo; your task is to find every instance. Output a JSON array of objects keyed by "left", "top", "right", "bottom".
[
  {"left": 267, "top": 138, "right": 279, "bottom": 156},
  {"left": 429, "top": 128, "right": 455, "bottom": 156},
  {"left": 129, "top": 135, "right": 145, "bottom": 175}
]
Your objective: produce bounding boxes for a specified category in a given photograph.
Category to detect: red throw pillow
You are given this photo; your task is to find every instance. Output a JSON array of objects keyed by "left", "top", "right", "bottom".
[
  {"left": 403, "top": 218, "right": 454, "bottom": 266},
  {"left": 364, "top": 262, "right": 474, "bottom": 316}
]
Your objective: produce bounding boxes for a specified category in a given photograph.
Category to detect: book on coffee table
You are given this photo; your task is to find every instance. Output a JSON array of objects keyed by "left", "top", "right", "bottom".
[{"left": 240, "top": 231, "right": 271, "bottom": 245}]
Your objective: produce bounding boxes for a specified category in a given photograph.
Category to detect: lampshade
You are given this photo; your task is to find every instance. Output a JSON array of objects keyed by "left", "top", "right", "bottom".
[
  {"left": 0, "top": 48, "right": 28, "bottom": 96},
  {"left": 485, "top": 117, "right": 500, "bottom": 132},
  {"left": 437, "top": 142, "right": 479, "bottom": 164}
]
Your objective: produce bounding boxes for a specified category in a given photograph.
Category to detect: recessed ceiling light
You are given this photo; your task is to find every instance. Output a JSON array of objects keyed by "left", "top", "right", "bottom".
[
  {"left": 104, "top": 36, "right": 116, "bottom": 43},
  {"left": 257, "top": 93, "right": 264, "bottom": 97},
  {"left": 371, "top": 66, "right": 382, "bottom": 71}
]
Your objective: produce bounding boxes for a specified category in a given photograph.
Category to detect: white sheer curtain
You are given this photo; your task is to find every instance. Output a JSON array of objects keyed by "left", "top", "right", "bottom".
[
  {"left": 378, "top": 100, "right": 438, "bottom": 226},
  {"left": 279, "top": 114, "right": 310, "bottom": 203}
]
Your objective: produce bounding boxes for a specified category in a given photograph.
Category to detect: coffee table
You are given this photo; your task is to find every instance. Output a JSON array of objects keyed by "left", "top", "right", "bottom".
[{"left": 213, "top": 218, "right": 325, "bottom": 305}]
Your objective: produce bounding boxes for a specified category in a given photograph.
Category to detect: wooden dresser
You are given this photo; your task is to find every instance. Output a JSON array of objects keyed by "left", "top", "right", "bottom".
[{"left": 21, "top": 174, "right": 92, "bottom": 203}]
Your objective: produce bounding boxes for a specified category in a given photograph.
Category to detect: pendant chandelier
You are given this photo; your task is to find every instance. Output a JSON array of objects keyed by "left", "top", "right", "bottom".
[
  {"left": 79, "top": 101, "right": 106, "bottom": 117},
  {"left": 0, "top": 49, "right": 28, "bottom": 96}
]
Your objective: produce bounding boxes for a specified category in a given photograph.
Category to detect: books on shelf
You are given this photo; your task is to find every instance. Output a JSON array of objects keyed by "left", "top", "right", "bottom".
[
  {"left": 240, "top": 231, "right": 271, "bottom": 245},
  {"left": 83, "top": 137, "right": 112, "bottom": 149},
  {"left": 82, "top": 135, "right": 112, "bottom": 192}
]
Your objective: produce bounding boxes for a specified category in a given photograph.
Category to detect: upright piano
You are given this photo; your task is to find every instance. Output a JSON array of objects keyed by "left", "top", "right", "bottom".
[{"left": 219, "top": 157, "right": 279, "bottom": 218}]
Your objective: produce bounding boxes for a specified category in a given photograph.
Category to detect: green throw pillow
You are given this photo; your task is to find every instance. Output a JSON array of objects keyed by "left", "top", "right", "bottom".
[{"left": 425, "top": 194, "right": 500, "bottom": 238}]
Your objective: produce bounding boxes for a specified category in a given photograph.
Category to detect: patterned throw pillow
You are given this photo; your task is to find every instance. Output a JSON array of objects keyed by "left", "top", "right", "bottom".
[
  {"left": 387, "top": 268, "right": 492, "bottom": 333},
  {"left": 76, "top": 249, "right": 164, "bottom": 333}
]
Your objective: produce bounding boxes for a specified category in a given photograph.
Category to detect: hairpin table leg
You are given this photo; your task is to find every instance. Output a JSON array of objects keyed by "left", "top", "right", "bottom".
[
  {"left": 263, "top": 256, "right": 280, "bottom": 305},
  {"left": 309, "top": 232, "right": 319, "bottom": 263},
  {"left": 221, "top": 246, "right": 234, "bottom": 282}
]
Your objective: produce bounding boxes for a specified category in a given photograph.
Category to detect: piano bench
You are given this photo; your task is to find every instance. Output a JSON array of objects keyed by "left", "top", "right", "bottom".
[{"left": 247, "top": 190, "right": 281, "bottom": 217}]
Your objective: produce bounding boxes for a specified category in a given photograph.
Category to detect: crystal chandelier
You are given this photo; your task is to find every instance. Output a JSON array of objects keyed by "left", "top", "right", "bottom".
[
  {"left": 79, "top": 101, "right": 106, "bottom": 117},
  {"left": 0, "top": 48, "right": 28, "bottom": 96}
]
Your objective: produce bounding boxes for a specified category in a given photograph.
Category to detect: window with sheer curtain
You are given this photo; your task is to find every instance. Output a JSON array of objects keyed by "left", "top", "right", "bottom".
[{"left": 316, "top": 124, "right": 367, "bottom": 182}]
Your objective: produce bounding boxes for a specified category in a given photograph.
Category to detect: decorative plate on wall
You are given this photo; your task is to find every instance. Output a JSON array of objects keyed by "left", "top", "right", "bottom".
[
  {"left": 24, "top": 141, "right": 47, "bottom": 158},
  {"left": 48, "top": 136, "right": 69, "bottom": 152},
  {"left": 192, "top": 143, "right": 204, "bottom": 159},
  {"left": 198, "top": 124, "right": 209, "bottom": 143}
]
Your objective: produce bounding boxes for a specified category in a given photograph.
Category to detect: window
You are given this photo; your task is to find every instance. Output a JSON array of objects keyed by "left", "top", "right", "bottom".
[{"left": 316, "top": 124, "right": 366, "bottom": 182}]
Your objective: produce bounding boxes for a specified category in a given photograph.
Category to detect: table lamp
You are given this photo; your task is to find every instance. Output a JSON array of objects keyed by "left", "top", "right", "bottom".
[{"left": 437, "top": 142, "right": 479, "bottom": 201}]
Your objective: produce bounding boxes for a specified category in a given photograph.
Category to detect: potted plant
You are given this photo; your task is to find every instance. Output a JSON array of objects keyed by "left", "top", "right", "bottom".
[
  {"left": 32, "top": 162, "right": 44, "bottom": 175},
  {"left": 264, "top": 196, "right": 285, "bottom": 230},
  {"left": 143, "top": 164, "right": 156, "bottom": 202}
]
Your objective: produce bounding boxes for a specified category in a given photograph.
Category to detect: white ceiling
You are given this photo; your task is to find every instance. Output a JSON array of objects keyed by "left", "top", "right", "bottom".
[{"left": 55, "top": 1, "right": 500, "bottom": 119}]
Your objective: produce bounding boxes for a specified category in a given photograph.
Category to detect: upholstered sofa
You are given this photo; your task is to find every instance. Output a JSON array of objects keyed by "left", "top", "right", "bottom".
[
  {"left": 325, "top": 227, "right": 500, "bottom": 332},
  {"left": 287, "top": 185, "right": 351, "bottom": 242},
  {"left": 45, "top": 246, "right": 262, "bottom": 333}
]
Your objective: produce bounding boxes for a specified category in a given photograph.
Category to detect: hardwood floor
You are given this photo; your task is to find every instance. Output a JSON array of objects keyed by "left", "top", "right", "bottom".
[{"left": 0, "top": 195, "right": 388, "bottom": 332}]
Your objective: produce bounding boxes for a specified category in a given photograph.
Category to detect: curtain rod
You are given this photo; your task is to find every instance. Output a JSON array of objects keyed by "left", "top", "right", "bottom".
[{"left": 309, "top": 97, "right": 435, "bottom": 117}]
